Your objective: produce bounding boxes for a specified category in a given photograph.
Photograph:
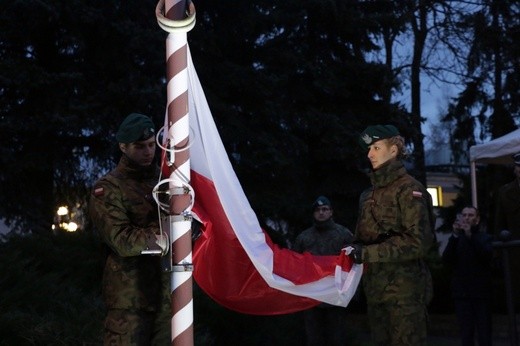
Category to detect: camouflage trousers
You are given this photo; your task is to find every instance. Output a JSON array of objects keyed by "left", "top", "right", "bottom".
[
  {"left": 104, "top": 308, "right": 171, "bottom": 346},
  {"left": 367, "top": 300, "right": 428, "bottom": 346}
]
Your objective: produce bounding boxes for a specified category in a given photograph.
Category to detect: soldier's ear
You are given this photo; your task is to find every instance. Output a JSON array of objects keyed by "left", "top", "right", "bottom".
[
  {"left": 390, "top": 144, "right": 397, "bottom": 156},
  {"left": 119, "top": 143, "right": 127, "bottom": 154}
]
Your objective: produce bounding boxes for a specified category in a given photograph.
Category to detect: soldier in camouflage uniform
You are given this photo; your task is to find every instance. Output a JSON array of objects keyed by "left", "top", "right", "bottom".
[
  {"left": 294, "top": 196, "right": 354, "bottom": 346},
  {"left": 494, "top": 152, "right": 520, "bottom": 310},
  {"left": 494, "top": 152, "right": 520, "bottom": 237},
  {"left": 89, "top": 113, "right": 171, "bottom": 346},
  {"left": 346, "top": 125, "right": 435, "bottom": 346}
]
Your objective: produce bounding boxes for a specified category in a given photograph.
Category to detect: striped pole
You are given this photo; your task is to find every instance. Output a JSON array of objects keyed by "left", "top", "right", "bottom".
[{"left": 155, "top": 1, "right": 196, "bottom": 345}]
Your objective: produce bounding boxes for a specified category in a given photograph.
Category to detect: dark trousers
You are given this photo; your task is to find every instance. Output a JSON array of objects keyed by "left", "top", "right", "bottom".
[
  {"left": 454, "top": 298, "right": 492, "bottom": 346},
  {"left": 303, "top": 305, "right": 348, "bottom": 346}
]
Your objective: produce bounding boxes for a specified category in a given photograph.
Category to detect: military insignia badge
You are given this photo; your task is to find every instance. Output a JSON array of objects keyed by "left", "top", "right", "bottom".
[
  {"left": 143, "top": 127, "right": 154, "bottom": 138},
  {"left": 361, "top": 133, "right": 372, "bottom": 145},
  {"left": 94, "top": 187, "right": 104, "bottom": 197}
]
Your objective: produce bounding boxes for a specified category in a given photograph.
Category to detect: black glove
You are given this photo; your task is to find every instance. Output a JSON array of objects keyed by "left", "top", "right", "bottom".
[{"left": 345, "top": 243, "right": 363, "bottom": 264}]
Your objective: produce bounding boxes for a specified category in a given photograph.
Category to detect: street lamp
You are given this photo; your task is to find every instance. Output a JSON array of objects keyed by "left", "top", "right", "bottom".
[
  {"left": 57, "top": 206, "right": 69, "bottom": 216},
  {"left": 53, "top": 205, "right": 79, "bottom": 232},
  {"left": 64, "top": 222, "right": 78, "bottom": 232}
]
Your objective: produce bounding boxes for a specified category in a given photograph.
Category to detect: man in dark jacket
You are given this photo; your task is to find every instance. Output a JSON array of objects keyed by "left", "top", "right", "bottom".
[
  {"left": 89, "top": 113, "right": 170, "bottom": 345},
  {"left": 442, "top": 206, "right": 493, "bottom": 346},
  {"left": 294, "top": 196, "right": 354, "bottom": 346},
  {"left": 346, "top": 125, "right": 435, "bottom": 346}
]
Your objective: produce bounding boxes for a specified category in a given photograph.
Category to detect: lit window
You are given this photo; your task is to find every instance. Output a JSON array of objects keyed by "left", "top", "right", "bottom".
[{"left": 427, "top": 186, "right": 443, "bottom": 207}]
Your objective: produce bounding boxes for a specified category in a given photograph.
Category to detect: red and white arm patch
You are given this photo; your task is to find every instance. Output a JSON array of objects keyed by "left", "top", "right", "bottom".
[
  {"left": 94, "top": 187, "right": 104, "bottom": 197},
  {"left": 412, "top": 190, "right": 423, "bottom": 198}
]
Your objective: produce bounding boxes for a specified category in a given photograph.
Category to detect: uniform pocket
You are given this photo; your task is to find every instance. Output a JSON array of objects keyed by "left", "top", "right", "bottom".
[
  {"left": 104, "top": 311, "right": 129, "bottom": 346},
  {"left": 104, "top": 314, "right": 129, "bottom": 335},
  {"left": 373, "top": 205, "right": 398, "bottom": 232}
]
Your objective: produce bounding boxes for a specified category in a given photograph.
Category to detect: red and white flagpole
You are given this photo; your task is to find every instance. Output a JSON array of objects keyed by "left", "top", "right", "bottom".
[{"left": 155, "top": 1, "right": 196, "bottom": 345}]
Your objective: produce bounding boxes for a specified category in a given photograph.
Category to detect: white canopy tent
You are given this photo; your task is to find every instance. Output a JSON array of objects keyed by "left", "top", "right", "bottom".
[{"left": 469, "top": 128, "right": 520, "bottom": 207}]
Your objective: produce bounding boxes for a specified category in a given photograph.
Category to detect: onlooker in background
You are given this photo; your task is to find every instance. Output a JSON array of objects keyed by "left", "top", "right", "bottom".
[
  {"left": 293, "top": 196, "right": 354, "bottom": 346},
  {"left": 346, "top": 124, "right": 435, "bottom": 346},
  {"left": 89, "top": 113, "right": 171, "bottom": 345},
  {"left": 494, "top": 152, "right": 520, "bottom": 237},
  {"left": 442, "top": 206, "right": 493, "bottom": 346}
]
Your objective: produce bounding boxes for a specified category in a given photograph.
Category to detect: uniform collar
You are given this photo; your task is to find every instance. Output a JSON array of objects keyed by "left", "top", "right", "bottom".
[
  {"left": 314, "top": 218, "right": 335, "bottom": 231},
  {"left": 116, "top": 154, "right": 157, "bottom": 180},
  {"left": 368, "top": 159, "right": 407, "bottom": 187}
]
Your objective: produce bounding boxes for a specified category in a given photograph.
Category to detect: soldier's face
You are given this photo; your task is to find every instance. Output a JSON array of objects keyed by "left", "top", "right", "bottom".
[
  {"left": 313, "top": 206, "right": 332, "bottom": 222},
  {"left": 514, "top": 165, "right": 520, "bottom": 179},
  {"left": 119, "top": 137, "right": 156, "bottom": 166},
  {"left": 367, "top": 139, "right": 397, "bottom": 170}
]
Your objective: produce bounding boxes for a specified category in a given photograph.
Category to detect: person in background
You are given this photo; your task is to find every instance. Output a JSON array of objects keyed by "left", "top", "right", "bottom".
[
  {"left": 89, "top": 113, "right": 170, "bottom": 346},
  {"left": 345, "top": 124, "right": 435, "bottom": 346},
  {"left": 293, "top": 196, "right": 354, "bottom": 346},
  {"left": 442, "top": 206, "right": 493, "bottom": 346},
  {"left": 494, "top": 152, "right": 520, "bottom": 237}
]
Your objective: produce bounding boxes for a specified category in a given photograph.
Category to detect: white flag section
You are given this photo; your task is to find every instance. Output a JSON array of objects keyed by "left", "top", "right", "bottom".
[{"left": 184, "top": 46, "right": 362, "bottom": 314}]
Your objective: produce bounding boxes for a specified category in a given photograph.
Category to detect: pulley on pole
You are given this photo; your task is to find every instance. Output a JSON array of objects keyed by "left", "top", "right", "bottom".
[{"left": 155, "top": 0, "right": 196, "bottom": 345}]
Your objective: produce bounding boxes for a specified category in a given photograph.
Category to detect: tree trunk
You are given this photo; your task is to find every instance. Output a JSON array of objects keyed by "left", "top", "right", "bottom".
[
  {"left": 409, "top": 0, "right": 428, "bottom": 185},
  {"left": 489, "top": 0, "right": 515, "bottom": 138}
]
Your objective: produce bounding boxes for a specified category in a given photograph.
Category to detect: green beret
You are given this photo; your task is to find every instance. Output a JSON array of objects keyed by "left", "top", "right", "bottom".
[
  {"left": 312, "top": 195, "right": 331, "bottom": 209},
  {"left": 116, "top": 113, "right": 155, "bottom": 143},
  {"left": 358, "top": 124, "right": 400, "bottom": 150}
]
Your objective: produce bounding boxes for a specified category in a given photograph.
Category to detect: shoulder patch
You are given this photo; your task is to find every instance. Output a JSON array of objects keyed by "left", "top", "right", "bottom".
[
  {"left": 94, "top": 187, "right": 104, "bottom": 197},
  {"left": 412, "top": 190, "right": 423, "bottom": 198}
]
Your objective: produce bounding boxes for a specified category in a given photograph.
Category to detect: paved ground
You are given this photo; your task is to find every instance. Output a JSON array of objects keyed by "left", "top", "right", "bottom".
[{"left": 346, "top": 313, "right": 517, "bottom": 345}]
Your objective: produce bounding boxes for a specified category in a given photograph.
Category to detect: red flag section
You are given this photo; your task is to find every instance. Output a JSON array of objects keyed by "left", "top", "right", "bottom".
[{"left": 192, "top": 172, "right": 320, "bottom": 314}]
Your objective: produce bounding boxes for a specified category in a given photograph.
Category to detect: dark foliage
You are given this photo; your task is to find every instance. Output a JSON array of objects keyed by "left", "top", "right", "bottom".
[
  {"left": 0, "top": 0, "right": 418, "bottom": 240},
  {"left": 188, "top": 0, "right": 412, "bottom": 238},
  {"left": 0, "top": 231, "right": 105, "bottom": 345},
  {"left": 0, "top": 0, "right": 166, "bottom": 233}
]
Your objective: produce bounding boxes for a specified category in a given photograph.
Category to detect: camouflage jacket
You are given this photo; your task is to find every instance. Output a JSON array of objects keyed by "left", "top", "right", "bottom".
[
  {"left": 355, "top": 159, "right": 435, "bottom": 304},
  {"left": 294, "top": 219, "right": 354, "bottom": 256},
  {"left": 89, "top": 155, "right": 169, "bottom": 311}
]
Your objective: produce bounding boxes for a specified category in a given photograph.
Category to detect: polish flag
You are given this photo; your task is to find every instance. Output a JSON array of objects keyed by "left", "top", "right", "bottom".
[{"left": 172, "top": 47, "right": 362, "bottom": 315}]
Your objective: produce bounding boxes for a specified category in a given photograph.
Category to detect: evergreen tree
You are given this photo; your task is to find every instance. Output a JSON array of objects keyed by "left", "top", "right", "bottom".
[
  {"left": 190, "top": 0, "right": 407, "bottom": 234},
  {"left": 0, "top": 0, "right": 165, "bottom": 233}
]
